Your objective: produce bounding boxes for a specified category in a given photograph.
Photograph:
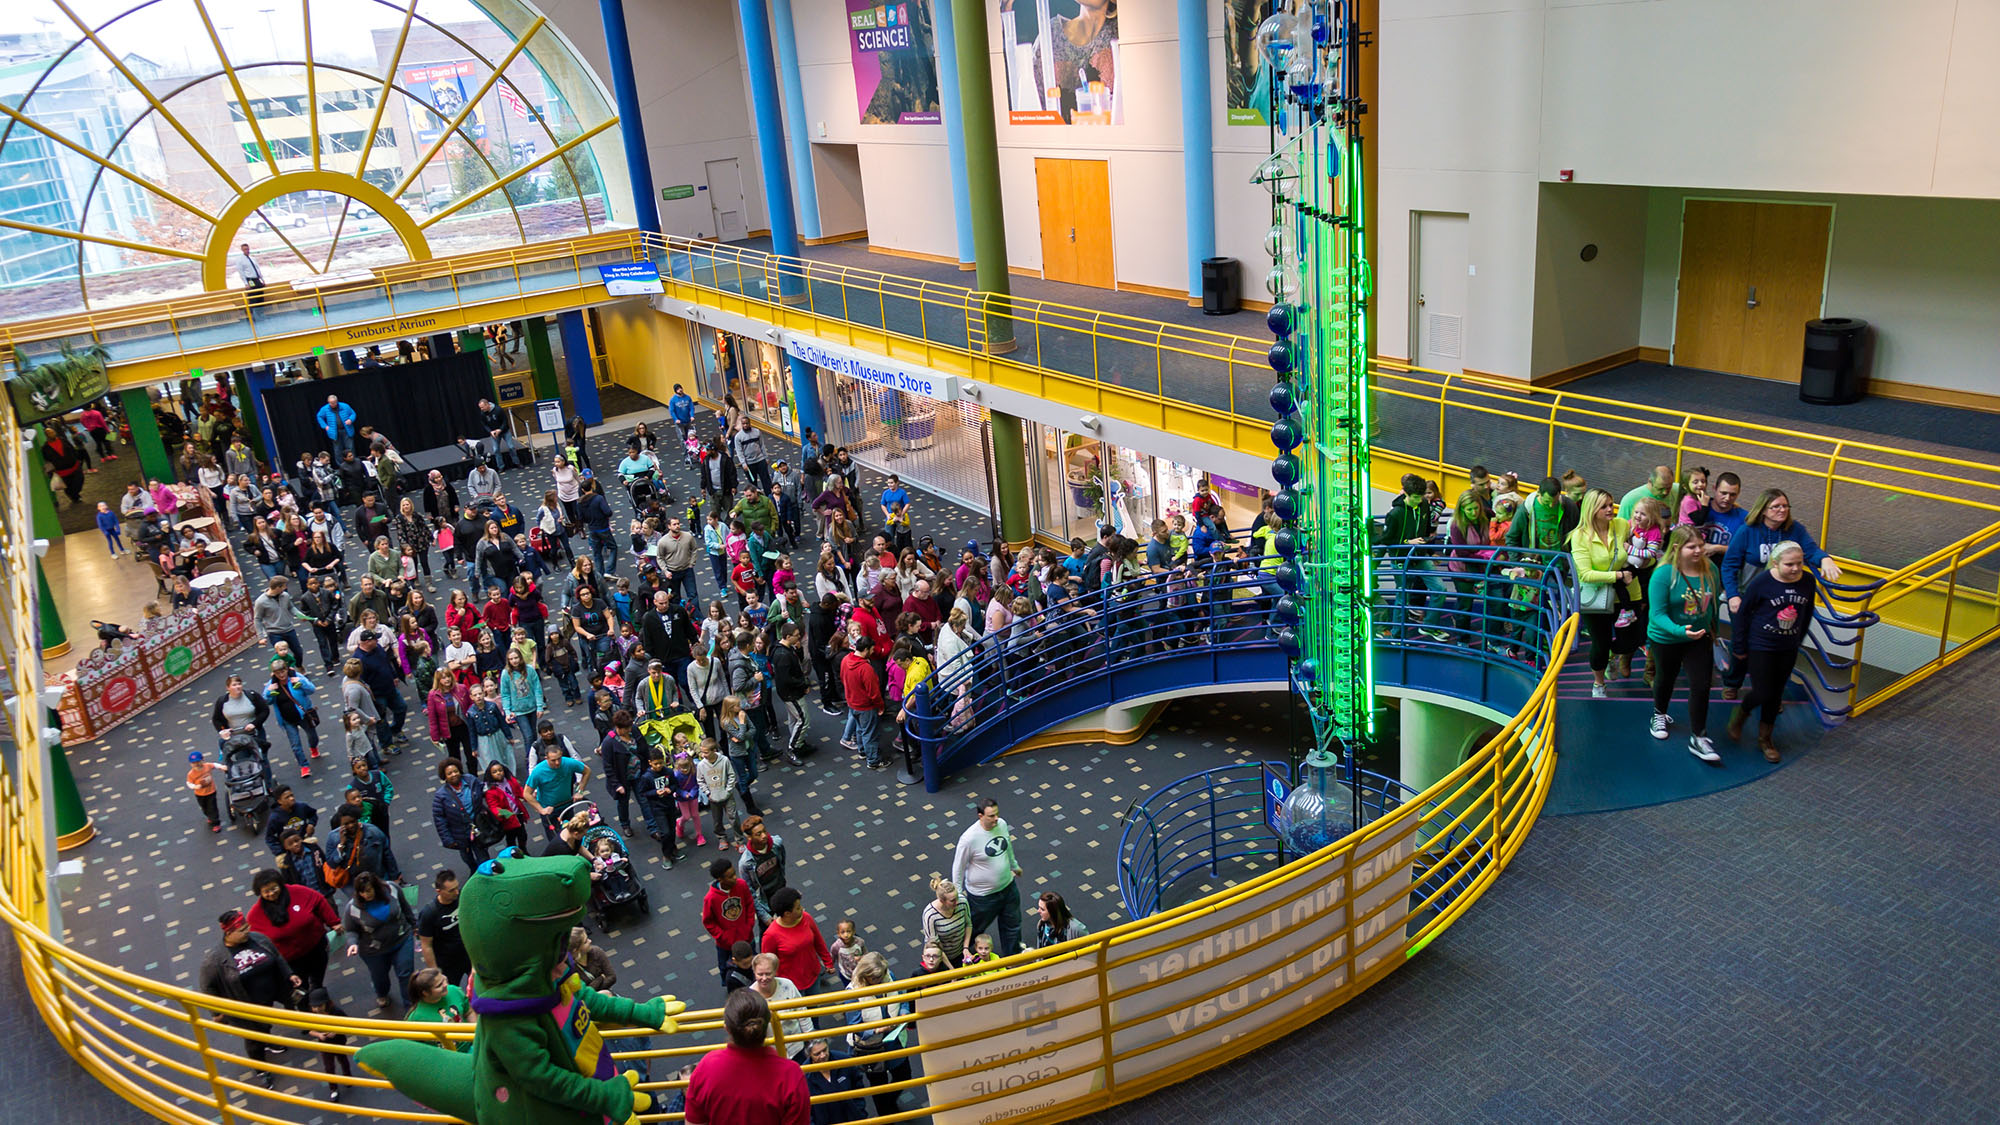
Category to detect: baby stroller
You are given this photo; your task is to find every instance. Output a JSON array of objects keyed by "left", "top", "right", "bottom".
[
  {"left": 621, "top": 465, "right": 659, "bottom": 509},
  {"left": 573, "top": 808, "right": 649, "bottom": 930},
  {"left": 223, "top": 733, "right": 271, "bottom": 834}
]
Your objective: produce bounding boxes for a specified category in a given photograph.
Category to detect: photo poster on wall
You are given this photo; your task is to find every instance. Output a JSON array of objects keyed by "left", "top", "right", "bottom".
[
  {"left": 402, "top": 60, "right": 488, "bottom": 144},
  {"left": 1000, "top": 0, "right": 1122, "bottom": 124},
  {"left": 849, "top": 0, "right": 942, "bottom": 124},
  {"left": 1223, "top": 0, "right": 1274, "bottom": 125}
]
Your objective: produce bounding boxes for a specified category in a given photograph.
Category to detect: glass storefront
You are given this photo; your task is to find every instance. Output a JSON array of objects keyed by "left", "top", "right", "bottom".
[
  {"left": 1028, "top": 423, "right": 1266, "bottom": 544},
  {"left": 691, "top": 325, "right": 795, "bottom": 439}
]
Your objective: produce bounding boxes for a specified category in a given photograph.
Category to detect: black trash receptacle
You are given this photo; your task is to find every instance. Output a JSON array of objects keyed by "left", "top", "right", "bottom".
[
  {"left": 1800, "top": 317, "right": 1872, "bottom": 405},
  {"left": 1201, "top": 257, "right": 1241, "bottom": 316}
]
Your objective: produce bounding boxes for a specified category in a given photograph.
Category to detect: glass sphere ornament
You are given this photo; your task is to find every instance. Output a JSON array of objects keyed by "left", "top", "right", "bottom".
[
  {"left": 1269, "top": 416, "right": 1303, "bottom": 453},
  {"left": 1273, "top": 527, "right": 1299, "bottom": 559},
  {"left": 1254, "top": 11, "right": 1301, "bottom": 67},
  {"left": 1280, "top": 747, "right": 1355, "bottom": 853},
  {"left": 1273, "top": 594, "right": 1300, "bottom": 625},
  {"left": 1263, "top": 222, "right": 1297, "bottom": 262},
  {"left": 1266, "top": 341, "right": 1294, "bottom": 373},
  {"left": 1274, "top": 627, "right": 1300, "bottom": 657},
  {"left": 1272, "top": 487, "right": 1301, "bottom": 522},
  {"left": 1267, "top": 304, "right": 1293, "bottom": 337},
  {"left": 1271, "top": 453, "right": 1300, "bottom": 486},
  {"left": 1274, "top": 561, "right": 1302, "bottom": 592},
  {"left": 1268, "top": 380, "right": 1296, "bottom": 415},
  {"left": 1263, "top": 263, "right": 1299, "bottom": 302}
]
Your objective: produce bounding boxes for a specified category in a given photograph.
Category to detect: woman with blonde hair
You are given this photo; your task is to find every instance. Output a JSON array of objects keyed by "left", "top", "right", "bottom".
[
  {"left": 1725, "top": 542, "right": 1817, "bottom": 763},
  {"left": 920, "top": 874, "right": 972, "bottom": 967},
  {"left": 843, "top": 951, "right": 914, "bottom": 1118},
  {"left": 1569, "top": 488, "right": 1642, "bottom": 698}
]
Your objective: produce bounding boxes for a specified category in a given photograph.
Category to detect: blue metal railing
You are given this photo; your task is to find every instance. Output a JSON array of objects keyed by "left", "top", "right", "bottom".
[
  {"left": 1115, "top": 757, "right": 1496, "bottom": 922},
  {"left": 905, "top": 547, "right": 1580, "bottom": 792}
]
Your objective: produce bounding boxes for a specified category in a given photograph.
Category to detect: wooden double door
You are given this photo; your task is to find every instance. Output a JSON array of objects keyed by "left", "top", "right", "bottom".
[
  {"left": 1672, "top": 199, "right": 1833, "bottom": 381},
  {"left": 1035, "top": 158, "right": 1115, "bottom": 289}
]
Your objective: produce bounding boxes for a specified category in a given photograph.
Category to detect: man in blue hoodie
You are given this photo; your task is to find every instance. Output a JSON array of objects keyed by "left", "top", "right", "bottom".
[{"left": 668, "top": 384, "right": 696, "bottom": 447}]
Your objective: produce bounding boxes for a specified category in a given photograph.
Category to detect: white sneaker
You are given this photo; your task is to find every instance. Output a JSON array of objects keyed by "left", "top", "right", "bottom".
[
  {"left": 1591, "top": 682, "right": 1608, "bottom": 699},
  {"left": 1688, "top": 735, "right": 1721, "bottom": 764},
  {"left": 1649, "top": 712, "right": 1669, "bottom": 740}
]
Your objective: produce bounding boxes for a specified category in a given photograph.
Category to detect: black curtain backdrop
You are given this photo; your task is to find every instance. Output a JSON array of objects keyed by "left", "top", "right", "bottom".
[{"left": 261, "top": 354, "right": 492, "bottom": 469}]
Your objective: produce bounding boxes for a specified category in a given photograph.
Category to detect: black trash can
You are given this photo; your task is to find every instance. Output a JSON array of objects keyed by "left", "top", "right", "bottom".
[
  {"left": 1201, "top": 257, "right": 1241, "bottom": 316},
  {"left": 1800, "top": 317, "right": 1872, "bottom": 405}
]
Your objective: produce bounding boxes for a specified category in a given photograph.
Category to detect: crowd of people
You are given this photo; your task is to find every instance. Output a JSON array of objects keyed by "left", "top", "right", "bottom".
[
  {"left": 174, "top": 383, "right": 1128, "bottom": 1115},
  {"left": 1382, "top": 460, "right": 1837, "bottom": 764}
]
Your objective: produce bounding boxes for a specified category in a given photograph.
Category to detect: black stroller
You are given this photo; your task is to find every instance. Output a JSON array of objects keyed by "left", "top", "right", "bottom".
[
  {"left": 222, "top": 733, "right": 272, "bottom": 834},
  {"left": 571, "top": 802, "right": 649, "bottom": 930}
]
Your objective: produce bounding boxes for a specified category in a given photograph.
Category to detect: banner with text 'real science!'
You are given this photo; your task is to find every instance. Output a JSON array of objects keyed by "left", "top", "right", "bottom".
[{"left": 849, "top": 0, "right": 941, "bottom": 124}]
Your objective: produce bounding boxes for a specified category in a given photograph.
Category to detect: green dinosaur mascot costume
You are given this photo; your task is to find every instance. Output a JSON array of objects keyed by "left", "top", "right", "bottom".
[{"left": 355, "top": 854, "right": 686, "bottom": 1124}]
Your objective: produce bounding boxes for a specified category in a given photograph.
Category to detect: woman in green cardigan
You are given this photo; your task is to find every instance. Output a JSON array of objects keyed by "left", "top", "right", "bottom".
[
  {"left": 1569, "top": 488, "right": 1642, "bottom": 698},
  {"left": 1646, "top": 525, "right": 1722, "bottom": 763}
]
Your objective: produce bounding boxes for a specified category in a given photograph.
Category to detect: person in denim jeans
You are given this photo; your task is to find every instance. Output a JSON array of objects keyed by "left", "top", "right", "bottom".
[
  {"left": 839, "top": 634, "right": 885, "bottom": 768},
  {"left": 951, "top": 798, "right": 1024, "bottom": 956}
]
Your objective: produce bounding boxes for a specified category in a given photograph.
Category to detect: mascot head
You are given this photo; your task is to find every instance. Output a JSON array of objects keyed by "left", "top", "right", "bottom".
[{"left": 461, "top": 852, "right": 591, "bottom": 998}]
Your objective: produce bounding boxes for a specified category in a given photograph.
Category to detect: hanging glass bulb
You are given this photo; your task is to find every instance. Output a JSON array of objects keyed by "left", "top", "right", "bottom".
[
  {"left": 1264, "top": 261, "right": 1300, "bottom": 301},
  {"left": 1251, "top": 148, "right": 1302, "bottom": 201},
  {"left": 1280, "top": 747, "right": 1354, "bottom": 853},
  {"left": 1263, "top": 222, "right": 1297, "bottom": 262},
  {"left": 1254, "top": 11, "right": 1301, "bottom": 68}
]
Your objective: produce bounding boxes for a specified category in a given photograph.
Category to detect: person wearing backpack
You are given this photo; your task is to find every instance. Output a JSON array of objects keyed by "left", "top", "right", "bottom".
[{"left": 429, "top": 760, "right": 490, "bottom": 876}]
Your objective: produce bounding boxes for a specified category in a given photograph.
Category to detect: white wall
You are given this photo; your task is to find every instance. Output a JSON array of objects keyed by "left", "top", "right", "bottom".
[
  {"left": 1528, "top": 182, "right": 1648, "bottom": 378},
  {"left": 1636, "top": 189, "right": 2000, "bottom": 396},
  {"left": 535, "top": 0, "right": 766, "bottom": 239},
  {"left": 1540, "top": 0, "right": 2000, "bottom": 200},
  {"left": 811, "top": 144, "right": 869, "bottom": 238},
  {"left": 785, "top": 0, "right": 1273, "bottom": 292},
  {"left": 1376, "top": 1, "right": 1546, "bottom": 378}
]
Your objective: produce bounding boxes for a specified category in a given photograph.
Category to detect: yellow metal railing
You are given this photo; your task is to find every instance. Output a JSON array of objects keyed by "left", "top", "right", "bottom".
[
  {"left": 1847, "top": 520, "right": 2000, "bottom": 716},
  {"left": 0, "top": 572, "right": 1568, "bottom": 1125}
]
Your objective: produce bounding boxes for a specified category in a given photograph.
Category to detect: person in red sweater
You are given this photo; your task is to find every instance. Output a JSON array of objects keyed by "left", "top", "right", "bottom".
[
  {"left": 480, "top": 584, "right": 515, "bottom": 651},
  {"left": 839, "top": 634, "right": 885, "bottom": 769},
  {"left": 684, "top": 990, "right": 809, "bottom": 1125},
  {"left": 703, "top": 858, "right": 757, "bottom": 993},
  {"left": 759, "top": 887, "right": 833, "bottom": 995},
  {"left": 247, "top": 868, "right": 339, "bottom": 992}
]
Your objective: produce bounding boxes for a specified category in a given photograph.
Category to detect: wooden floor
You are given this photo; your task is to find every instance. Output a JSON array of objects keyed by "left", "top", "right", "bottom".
[{"left": 42, "top": 532, "right": 170, "bottom": 677}]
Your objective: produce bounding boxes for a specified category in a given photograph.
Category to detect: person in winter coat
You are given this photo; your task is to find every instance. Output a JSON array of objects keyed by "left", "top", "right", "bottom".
[
  {"left": 264, "top": 662, "right": 321, "bottom": 778},
  {"left": 326, "top": 803, "right": 399, "bottom": 886},
  {"left": 262, "top": 786, "right": 319, "bottom": 856},
  {"left": 596, "top": 710, "right": 643, "bottom": 833},
  {"left": 770, "top": 623, "right": 812, "bottom": 760},
  {"left": 430, "top": 759, "right": 489, "bottom": 875},
  {"left": 734, "top": 815, "right": 788, "bottom": 924},
  {"left": 199, "top": 910, "right": 301, "bottom": 1082},
  {"left": 840, "top": 635, "right": 885, "bottom": 768},
  {"left": 342, "top": 871, "right": 417, "bottom": 1011},
  {"left": 695, "top": 739, "right": 744, "bottom": 850},
  {"left": 478, "top": 761, "right": 532, "bottom": 853},
  {"left": 247, "top": 868, "right": 339, "bottom": 992},
  {"left": 275, "top": 830, "right": 331, "bottom": 897}
]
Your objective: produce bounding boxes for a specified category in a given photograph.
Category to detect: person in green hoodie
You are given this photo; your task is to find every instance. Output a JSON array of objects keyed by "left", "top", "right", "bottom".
[{"left": 1646, "top": 525, "right": 1723, "bottom": 763}]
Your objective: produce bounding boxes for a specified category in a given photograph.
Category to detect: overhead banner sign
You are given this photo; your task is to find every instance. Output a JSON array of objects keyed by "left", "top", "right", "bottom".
[
  {"left": 848, "top": 0, "right": 941, "bottom": 124},
  {"left": 784, "top": 336, "right": 959, "bottom": 402},
  {"left": 598, "top": 261, "right": 663, "bottom": 295},
  {"left": 915, "top": 954, "right": 1107, "bottom": 1125},
  {"left": 1223, "top": 0, "right": 1274, "bottom": 125},
  {"left": 1001, "top": 0, "right": 1122, "bottom": 124}
]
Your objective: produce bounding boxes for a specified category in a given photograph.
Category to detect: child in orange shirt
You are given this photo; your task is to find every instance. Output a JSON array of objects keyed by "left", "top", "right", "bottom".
[{"left": 186, "top": 751, "right": 225, "bottom": 832}]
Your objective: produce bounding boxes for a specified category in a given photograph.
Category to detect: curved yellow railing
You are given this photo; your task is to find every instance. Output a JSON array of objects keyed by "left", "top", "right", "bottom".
[{"left": 0, "top": 496, "right": 1570, "bottom": 1125}]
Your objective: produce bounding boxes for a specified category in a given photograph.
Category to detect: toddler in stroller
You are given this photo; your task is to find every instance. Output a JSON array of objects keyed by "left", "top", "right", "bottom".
[{"left": 583, "top": 823, "right": 650, "bottom": 929}]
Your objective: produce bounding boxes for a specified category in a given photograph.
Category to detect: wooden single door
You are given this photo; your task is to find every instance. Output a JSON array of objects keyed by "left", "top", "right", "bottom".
[
  {"left": 1035, "top": 158, "right": 1115, "bottom": 289},
  {"left": 1672, "top": 200, "right": 1831, "bottom": 380}
]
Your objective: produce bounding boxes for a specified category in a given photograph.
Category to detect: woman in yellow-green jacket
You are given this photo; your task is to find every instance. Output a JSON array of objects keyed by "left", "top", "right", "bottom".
[{"left": 1570, "top": 488, "right": 1643, "bottom": 698}]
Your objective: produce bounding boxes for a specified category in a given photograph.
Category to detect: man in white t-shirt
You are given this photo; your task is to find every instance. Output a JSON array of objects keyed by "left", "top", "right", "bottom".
[{"left": 951, "top": 797, "right": 1024, "bottom": 956}]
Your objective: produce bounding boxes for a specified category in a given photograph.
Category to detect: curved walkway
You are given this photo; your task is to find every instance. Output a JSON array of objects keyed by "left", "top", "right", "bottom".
[{"left": 1077, "top": 650, "right": 2000, "bottom": 1124}]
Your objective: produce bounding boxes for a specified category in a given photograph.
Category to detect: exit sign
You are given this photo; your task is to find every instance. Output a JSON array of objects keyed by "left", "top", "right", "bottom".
[
  {"left": 311, "top": 346, "right": 326, "bottom": 356},
  {"left": 661, "top": 184, "right": 695, "bottom": 201}
]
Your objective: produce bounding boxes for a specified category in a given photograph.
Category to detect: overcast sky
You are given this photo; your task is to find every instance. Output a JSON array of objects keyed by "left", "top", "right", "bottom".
[{"left": 4, "top": 0, "right": 495, "bottom": 72}]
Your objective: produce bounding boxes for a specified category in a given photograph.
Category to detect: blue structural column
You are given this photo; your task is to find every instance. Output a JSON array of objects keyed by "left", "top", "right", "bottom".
[
  {"left": 1178, "top": 0, "right": 1216, "bottom": 302},
  {"left": 932, "top": 0, "right": 978, "bottom": 268},
  {"left": 736, "top": 0, "right": 827, "bottom": 438},
  {"left": 556, "top": 311, "right": 602, "bottom": 425},
  {"left": 239, "top": 367, "right": 280, "bottom": 469},
  {"left": 769, "top": 0, "right": 822, "bottom": 241},
  {"left": 599, "top": 0, "right": 661, "bottom": 233}
]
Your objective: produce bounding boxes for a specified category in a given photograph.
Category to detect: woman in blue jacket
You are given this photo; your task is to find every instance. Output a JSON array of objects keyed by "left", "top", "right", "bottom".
[
  {"left": 429, "top": 759, "right": 488, "bottom": 876},
  {"left": 1720, "top": 489, "right": 1840, "bottom": 697}
]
